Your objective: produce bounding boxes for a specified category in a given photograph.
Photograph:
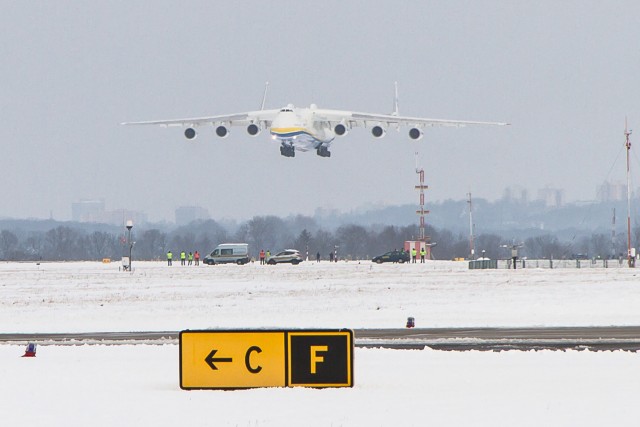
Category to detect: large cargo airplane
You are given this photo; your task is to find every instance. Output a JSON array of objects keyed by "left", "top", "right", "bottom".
[{"left": 122, "top": 83, "right": 508, "bottom": 158}]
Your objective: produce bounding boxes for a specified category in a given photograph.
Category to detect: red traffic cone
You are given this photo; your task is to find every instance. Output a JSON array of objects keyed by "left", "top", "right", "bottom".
[{"left": 22, "top": 343, "right": 37, "bottom": 357}]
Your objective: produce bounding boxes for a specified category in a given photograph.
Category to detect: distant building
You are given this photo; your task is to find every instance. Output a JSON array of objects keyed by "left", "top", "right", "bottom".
[
  {"left": 72, "top": 200, "right": 105, "bottom": 222},
  {"left": 597, "top": 181, "right": 627, "bottom": 202},
  {"left": 502, "top": 186, "right": 528, "bottom": 204},
  {"left": 537, "top": 186, "right": 563, "bottom": 208},
  {"left": 175, "top": 206, "right": 210, "bottom": 225}
]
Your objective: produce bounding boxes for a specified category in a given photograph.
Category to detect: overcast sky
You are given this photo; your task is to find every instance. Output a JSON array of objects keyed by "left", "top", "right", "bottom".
[{"left": 3, "top": 1, "right": 640, "bottom": 222}]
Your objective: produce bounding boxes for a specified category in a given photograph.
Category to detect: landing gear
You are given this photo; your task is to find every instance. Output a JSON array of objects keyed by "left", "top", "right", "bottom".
[
  {"left": 316, "top": 146, "right": 331, "bottom": 157},
  {"left": 280, "top": 143, "right": 295, "bottom": 157}
]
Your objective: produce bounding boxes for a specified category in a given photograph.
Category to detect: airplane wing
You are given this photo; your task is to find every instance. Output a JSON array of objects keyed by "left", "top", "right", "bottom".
[
  {"left": 312, "top": 109, "right": 509, "bottom": 128},
  {"left": 121, "top": 109, "right": 281, "bottom": 128}
]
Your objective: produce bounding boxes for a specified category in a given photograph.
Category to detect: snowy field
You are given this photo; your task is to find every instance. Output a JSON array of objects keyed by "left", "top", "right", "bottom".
[{"left": 2, "top": 261, "right": 640, "bottom": 426}]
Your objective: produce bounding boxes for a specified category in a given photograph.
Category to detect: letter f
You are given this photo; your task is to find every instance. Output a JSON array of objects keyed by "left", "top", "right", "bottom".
[{"left": 310, "top": 345, "right": 328, "bottom": 374}]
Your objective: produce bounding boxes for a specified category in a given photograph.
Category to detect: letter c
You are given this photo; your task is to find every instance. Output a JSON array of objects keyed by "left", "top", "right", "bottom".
[{"left": 245, "top": 346, "right": 262, "bottom": 374}]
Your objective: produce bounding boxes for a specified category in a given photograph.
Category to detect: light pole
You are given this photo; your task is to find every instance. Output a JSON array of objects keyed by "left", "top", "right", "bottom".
[
  {"left": 501, "top": 242, "right": 523, "bottom": 269},
  {"left": 126, "top": 220, "right": 133, "bottom": 271}
]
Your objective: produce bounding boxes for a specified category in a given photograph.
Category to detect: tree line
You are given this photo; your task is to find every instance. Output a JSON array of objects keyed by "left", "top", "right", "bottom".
[{"left": 0, "top": 215, "right": 638, "bottom": 261}]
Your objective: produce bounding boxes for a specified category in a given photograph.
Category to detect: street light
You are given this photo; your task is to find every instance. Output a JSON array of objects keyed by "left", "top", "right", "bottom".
[{"left": 126, "top": 220, "right": 133, "bottom": 271}]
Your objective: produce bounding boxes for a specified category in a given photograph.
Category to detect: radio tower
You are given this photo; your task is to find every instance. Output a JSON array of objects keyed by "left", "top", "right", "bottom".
[
  {"left": 625, "top": 119, "right": 635, "bottom": 267},
  {"left": 415, "top": 152, "right": 430, "bottom": 245}
]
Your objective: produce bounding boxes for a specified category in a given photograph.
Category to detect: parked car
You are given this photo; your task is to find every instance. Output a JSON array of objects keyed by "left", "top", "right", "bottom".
[
  {"left": 203, "top": 243, "right": 249, "bottom": 265},
  {"left": 372, "top": 250, "right": 410, "bottom": 264},
  {"left": 266, "top": 249, "right": 304, "bottom": 265}
]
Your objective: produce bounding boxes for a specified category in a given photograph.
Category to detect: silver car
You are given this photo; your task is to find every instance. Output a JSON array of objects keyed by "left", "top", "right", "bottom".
[{"left": 266, "top": 249, "right": 304, "bottom": 265}]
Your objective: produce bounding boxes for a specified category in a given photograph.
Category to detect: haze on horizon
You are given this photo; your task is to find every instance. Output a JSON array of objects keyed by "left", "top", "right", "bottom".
[{"left": 2, "top": 1, "right": 640, "bottom": 223}]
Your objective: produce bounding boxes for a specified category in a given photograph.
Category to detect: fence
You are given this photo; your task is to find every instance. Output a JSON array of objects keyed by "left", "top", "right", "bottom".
[{"left": 470, "top": 258, "right": 629, "bottom": 269}]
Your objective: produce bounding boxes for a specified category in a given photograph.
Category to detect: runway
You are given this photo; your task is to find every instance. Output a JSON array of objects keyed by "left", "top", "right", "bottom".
[{"left": 2, "top": 326, "right": 640, "bottom": 351}]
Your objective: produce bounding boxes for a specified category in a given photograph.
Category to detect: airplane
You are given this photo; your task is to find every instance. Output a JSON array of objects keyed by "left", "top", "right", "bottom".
[{"left": 122, "top": 83, "right": 509, "bottom": 158}]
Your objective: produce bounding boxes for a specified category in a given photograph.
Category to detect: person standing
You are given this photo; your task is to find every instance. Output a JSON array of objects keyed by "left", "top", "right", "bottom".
[
  {"left": 167, "top": 250, "right": 173, "bottom": 266},
  {"left": 180, "top": 250, "right": 186, "bottom": 266},
  {"left": 329, "top": 252, "right": 334, "bottom": 262},
  {"left": 259, "top": 249, "right": 265, "bottom": 265},
  {"left": 316, "top": 251, "right": 321, "bottom": 263},
  {"left": 188, "top": 252, "right": 193, "bottom": 266},
  {"left": 194, "top": 250, "right": 200, "bottom": 266},
  {"left": 420, "top": 247, "right": 426, "bottom": 263},
  {"left": 411, "top": 247, "right": 417, "bottom": 263}
]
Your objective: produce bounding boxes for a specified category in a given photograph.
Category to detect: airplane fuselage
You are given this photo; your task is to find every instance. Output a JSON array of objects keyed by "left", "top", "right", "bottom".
[{"left": 270, "top": 105, "right": 335, "bottom": 153}]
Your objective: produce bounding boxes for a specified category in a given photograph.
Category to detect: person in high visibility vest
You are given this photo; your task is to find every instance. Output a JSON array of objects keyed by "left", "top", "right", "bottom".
[
  {"left": 420, "top": 247, "right": 426, "bottom": 263},
  {"left": 194, "top": 250, "right": 200, "bottom": 266},
  {"left": 167, "top": 250, "right": 173, "bottom": 266},
  {"left": 188, "top": 252, "right": 194, "bottom": 266},
  {"left": 180, "top": 250, "right": 186, "bottom": 266},
  {"left": 411, "top": 247, "right": 417, "bottom": 263}
]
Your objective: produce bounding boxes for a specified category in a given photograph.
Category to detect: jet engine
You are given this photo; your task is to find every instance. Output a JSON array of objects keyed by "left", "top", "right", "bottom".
[
  {"left": 334, "top": 123, "right": 349, "bottom": 136},
  {"left": 184, "top": 128, "right": 197, "bottom": 140},
  {"left": 371, "top": 125, "right": 387, "bottom": 138},
  {"left": 216, "top": 125, "right": 230, "bottom": 138},
  {"left": 409, "top": 127, "right": 424, "bottom": 140},
  {"left": 247, "top": 123, "right": 261, "bottom": 136}
]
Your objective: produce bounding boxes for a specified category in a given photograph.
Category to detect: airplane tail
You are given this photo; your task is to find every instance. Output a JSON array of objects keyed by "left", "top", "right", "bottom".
[{"left": 260, "top": 82, "right": 269, "bottom": 110}]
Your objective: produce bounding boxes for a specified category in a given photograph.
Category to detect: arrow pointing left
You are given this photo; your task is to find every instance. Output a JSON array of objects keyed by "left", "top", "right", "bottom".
[{"left": 205, "top": 349, "right": 233, "bottom": 370}]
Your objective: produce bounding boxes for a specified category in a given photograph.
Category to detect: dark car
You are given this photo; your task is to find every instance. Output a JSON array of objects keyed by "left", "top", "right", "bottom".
[{"left": 372, "top": 250, "right": 410, "bottom": 264}]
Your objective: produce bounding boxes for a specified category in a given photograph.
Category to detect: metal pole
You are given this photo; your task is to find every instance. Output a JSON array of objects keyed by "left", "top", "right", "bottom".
[
  {"left": 625, "top": 120, "right": 634, "bottom": 267},
  {"left": 467, "top": 192, "right": 474, "bottom": 260},
  {"left": 126, "top": 220, "right": 133, "bottom": 272}
]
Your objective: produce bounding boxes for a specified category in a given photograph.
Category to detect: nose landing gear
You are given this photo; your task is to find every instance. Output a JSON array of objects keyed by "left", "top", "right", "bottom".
[{"left": 280, "top": 143, "right": 295, "bottom": 157}]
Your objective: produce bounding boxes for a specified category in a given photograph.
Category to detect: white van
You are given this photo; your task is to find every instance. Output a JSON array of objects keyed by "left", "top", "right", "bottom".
[{"left": 203, "top": 243, "right": 249, "bottom": 265}]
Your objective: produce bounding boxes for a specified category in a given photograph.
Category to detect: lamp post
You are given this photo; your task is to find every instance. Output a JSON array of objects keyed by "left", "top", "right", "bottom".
[{"left": 126, "top": 220, "right": 133, "bottom": 271}]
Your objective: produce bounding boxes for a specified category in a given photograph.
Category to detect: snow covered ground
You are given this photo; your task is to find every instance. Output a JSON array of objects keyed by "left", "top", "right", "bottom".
[{"left": 2, "top": 261, "right": 639, "bottom": 425}]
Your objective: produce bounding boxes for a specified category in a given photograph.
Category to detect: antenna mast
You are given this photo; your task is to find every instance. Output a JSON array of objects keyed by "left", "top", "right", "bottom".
[
  {"left": 625, "top": 118, "right": 635, "bottom": 267},
  {"left": 467, "top": 192, "right": 475, "bottom": 259},
  {"left": 612, "top": 207, "right": 616, "bottom": 260},
  {"left": 415, "top": 152, "right": 429, "bottom": 243}
]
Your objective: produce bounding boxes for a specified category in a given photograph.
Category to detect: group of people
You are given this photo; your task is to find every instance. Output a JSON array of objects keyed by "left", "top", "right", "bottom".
[
  {"left": 258, "top": 249, "right": 271, "bottom": 264},
  {"left": 410, "top": 247, "right": 427, "bottom": 263},
  {"left": 166, "top": 250, "right": 200, "bottom": 266}
]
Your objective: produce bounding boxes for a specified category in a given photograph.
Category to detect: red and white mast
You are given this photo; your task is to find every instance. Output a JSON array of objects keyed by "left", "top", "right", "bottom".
[
  {"left": 415, "top": 152, "right": 429, "bottom": 242},
  {"left": 625, "top": 119, "right": 635, "bottom": 267}
]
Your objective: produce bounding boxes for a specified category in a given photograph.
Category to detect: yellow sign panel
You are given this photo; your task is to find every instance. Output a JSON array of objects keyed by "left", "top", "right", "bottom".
[
  {"left": 180, "top": 329, "right": 353, "bottom": 389},
  {"left": 180, "top": 331, "right": 286, "bottom": 389}
]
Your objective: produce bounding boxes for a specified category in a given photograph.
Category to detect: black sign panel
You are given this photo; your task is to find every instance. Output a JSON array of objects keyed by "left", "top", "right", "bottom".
[{"left": 287, "top": 331, "right": 353, "bottom": 387}]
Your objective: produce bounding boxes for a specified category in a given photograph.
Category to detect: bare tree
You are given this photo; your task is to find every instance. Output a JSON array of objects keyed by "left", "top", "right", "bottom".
[
  {"left": 44, "top": 226, "right": 81, "bottom": 260},
  {"left": 335, "top": 224, "right": 368, "bottom": 260},
  {"left": 589, "top": 233, "right": 610, "bottom": 259},
  {"left": 293, "top": 229, "right": 313, "bottom": 257},
  {"left": 85, "top": 231, "right": 116, "bottom": 260},
  {"left": 137, "top": 229, "right": 167, "bottom": 260},
  {"left": 0, "top": 230, "right": 18, "bottom": 259}
]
